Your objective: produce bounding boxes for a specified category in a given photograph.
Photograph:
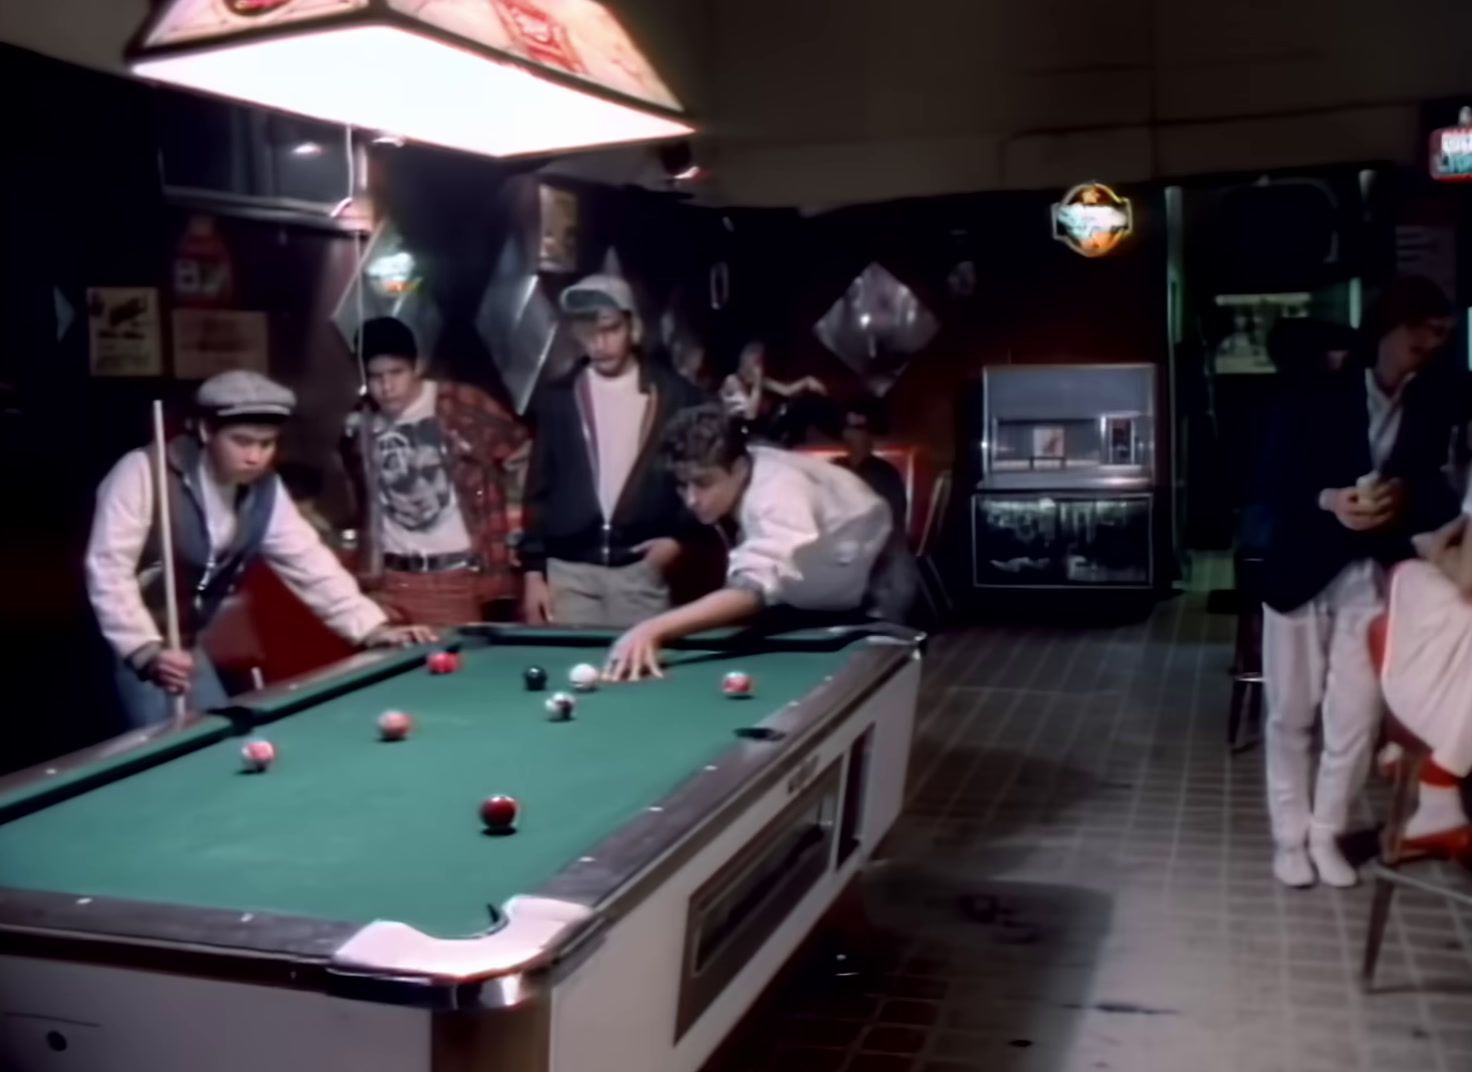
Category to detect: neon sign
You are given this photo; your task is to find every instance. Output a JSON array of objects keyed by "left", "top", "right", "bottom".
[
  {"left": 1431, "top": 107, "right": 1472, "bottom": 182},
  {"left": 1052, "top": 182, "right": 1134, "bottom": 258}
]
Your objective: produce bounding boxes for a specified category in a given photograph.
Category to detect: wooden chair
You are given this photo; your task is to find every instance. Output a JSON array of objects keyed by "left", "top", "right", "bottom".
[{"left": 916, "top": 470, "right": 953, "bottom": 621}]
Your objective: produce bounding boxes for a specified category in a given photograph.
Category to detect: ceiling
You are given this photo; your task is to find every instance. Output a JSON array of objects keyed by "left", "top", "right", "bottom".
[{"left": 6, "top": 0, "right": 1472, "bottom": 208}]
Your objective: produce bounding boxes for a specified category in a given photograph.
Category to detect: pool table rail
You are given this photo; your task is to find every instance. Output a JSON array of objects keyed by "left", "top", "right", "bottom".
[
  {"left": 0, "top": 713, "right": 232, "bottom": 822},
  {"left": 532, "top": 641, "right": 917, "bottom": 914}
]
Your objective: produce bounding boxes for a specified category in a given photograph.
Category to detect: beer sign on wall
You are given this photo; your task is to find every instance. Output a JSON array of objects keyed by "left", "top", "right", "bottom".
[
  {"left": 1052, "top": 182, "right": 1134, "bottom": 258},
  {"left": 1430, "top": 107, "right": 1472, "bottom": 182}
]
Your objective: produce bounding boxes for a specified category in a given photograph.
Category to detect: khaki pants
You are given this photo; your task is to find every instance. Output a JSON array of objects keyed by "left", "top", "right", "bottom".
[{"left": 547, "top": 558, "right": 672, "bottom": 628}]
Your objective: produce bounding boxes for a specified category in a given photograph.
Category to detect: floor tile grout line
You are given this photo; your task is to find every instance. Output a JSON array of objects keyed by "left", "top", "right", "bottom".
[
  {"left": 1031, "top": 614, "right": 1130, "bottom": 858},
  {"left": 929, "top": 624, "right": 1070, "bottom": 837},
  {"left": 912, "top": 626, "right": 1004, "bottom": 741},
  {"left": 1164, "top": 574, "right": 1219, "bottom": 904},
  {"left": 905, "top": 622, "right": 1038, "bottom": 804},
  {"left": 1103, "top": 579, "right": 1190, "bottom": 869},
  {"left": 1381, "top": 885, "right": 1456, "bottom": 1072}
]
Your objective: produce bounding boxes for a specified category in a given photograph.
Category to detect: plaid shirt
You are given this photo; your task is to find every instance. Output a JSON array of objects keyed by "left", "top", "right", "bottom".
[{"left": 344, "top": 381, "right": 529, "bottom": 602}]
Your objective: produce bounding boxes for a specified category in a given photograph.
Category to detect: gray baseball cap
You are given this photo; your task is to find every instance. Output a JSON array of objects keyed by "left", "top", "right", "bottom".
[
  {"left": 195, "top": 370, "right": 296, "bottom": 421},
  {"left": 560, "top": 274, "right": 635, "bottom": 317}
]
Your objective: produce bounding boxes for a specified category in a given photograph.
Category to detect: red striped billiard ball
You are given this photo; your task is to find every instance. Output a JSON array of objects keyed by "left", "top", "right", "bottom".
[
  {"left": 377, "top": 711, "right": 414, "bottom": 741},
  {"left": 722, "top": 671, "right": 754, "bottom": 697},
  {"left": 426, "top": 652, "right": 459, "bottom": 674},
  {"left": 480, "top": 795, "right": 519, "bottom": 833},
  {"left": 241, "top": 739, "right": 275, "bottom": 772}
]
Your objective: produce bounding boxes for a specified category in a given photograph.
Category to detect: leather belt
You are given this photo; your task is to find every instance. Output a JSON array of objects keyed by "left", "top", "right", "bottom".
[{"left": 383, "top": 552, "right": 481, "bottom": 574}]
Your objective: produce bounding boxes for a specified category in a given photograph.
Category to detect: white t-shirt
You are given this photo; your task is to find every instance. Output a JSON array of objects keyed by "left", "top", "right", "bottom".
[
  {"left": 369, "top": 381, "right": 473, "bottom": 556},
  {"left": 586, "top": 365, "right": 649, "bottom": 518}
]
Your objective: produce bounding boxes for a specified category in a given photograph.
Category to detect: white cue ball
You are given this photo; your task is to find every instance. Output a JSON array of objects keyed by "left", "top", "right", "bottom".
[{"left": 569, "top": 663, "right": 600, "bottom": 691}]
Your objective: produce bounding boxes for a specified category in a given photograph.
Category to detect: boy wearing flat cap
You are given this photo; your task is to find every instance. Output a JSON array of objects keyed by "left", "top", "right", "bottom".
[{"left": 86, "top": 370, "right": 435, "bottom": 728}]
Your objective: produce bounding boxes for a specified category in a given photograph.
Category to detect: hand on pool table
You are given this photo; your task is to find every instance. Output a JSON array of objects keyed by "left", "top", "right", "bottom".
[
  {"left": 604, "top": 621, "right": 667, "bottom": 682},
  {"left": 364, "top": 623, "right": 439, "bottom": 648},
  {"left": 145, "top": 648, "right": 194, "bottom": 694},
  {"left": 604, "top": 589, "right": 765, "bottom": 683}
]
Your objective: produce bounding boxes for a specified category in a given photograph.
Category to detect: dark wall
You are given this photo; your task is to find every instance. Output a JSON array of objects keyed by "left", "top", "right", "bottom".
[
  {"left": 713, "top": 187, "right": 1168, "bottom": 468},
  {"left": 1, "top": 45, "right": 175, "bottom": 764}
]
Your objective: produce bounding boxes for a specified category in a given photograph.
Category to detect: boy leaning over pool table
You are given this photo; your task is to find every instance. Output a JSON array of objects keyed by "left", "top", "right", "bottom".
[
  {"left": 604, "top": 405, "right": 917, "bottom": 681},
  {"left": 85, "top": 370, "right": 436, "bottom": 729}
]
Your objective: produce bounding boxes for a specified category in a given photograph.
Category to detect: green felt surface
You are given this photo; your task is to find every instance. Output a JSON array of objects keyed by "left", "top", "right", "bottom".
[
  {"left": 0, "top": 640, "right": 849, "bottom": 939},
  {"left": 0, "top": 717, "right": 235, "bottom": 819}
]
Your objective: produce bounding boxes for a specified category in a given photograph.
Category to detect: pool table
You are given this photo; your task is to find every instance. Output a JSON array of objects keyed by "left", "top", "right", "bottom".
[{"left": 0, "top": 624, "right": 922, "bottom": 1072}]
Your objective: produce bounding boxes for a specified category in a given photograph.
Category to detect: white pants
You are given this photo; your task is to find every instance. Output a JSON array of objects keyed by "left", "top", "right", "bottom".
[
  {"left": 1263, "top": 560, "right": 1385, "bottom": 847},
  {"left": 1383, "top": 560, "right": 1472, "bottom": 778}
]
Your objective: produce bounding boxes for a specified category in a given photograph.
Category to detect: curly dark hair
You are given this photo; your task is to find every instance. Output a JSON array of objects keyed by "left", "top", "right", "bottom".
[{"left": 661, "top": 404, "right": 749, "bottom": 471}]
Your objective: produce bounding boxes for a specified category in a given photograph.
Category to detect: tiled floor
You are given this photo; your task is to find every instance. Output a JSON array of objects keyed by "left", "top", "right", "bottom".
[{"left": 705, "top": 564, "right": 1472, "bottom": 1072}]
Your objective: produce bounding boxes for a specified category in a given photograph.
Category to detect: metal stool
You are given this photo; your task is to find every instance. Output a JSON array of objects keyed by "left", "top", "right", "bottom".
[
  {"left": 1228, "top": 554, "right": 1265, "bottom": 750},
  {"left": 1361, "top": 615, "right": 1472, "bottom": 990}
]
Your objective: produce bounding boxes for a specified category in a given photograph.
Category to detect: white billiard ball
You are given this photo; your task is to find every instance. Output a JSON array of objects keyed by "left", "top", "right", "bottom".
[{"left": 569, "top": 663, "right": 600, "bottom": 692}]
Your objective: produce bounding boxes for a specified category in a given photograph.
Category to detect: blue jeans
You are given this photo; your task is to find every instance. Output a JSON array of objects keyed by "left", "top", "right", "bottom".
[{"left": 111, "top": 648, "right": 229, "bottom": 729}]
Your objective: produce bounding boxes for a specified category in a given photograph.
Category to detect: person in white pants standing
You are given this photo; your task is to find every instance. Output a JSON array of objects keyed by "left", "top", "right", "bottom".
[{"left": 1258, "top": 277, "right": 1459, "bottom": 889}]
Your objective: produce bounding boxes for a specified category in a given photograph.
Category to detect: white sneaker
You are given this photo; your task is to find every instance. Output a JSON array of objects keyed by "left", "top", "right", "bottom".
[
  {"left": 1273, "top": 846, "right": 1315, "bottom": 888},
  {"left": 1308, "top": 828, "right": 1358, "bottom": 888}
]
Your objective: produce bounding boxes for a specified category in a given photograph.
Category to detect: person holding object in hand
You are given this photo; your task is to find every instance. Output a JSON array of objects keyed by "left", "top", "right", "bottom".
[
  {"left": 86, "top": 371, "right": 436, "bottom": 729},
  {"left": 1318, "top": 470, "right": 1405, "bottom": 532},
  {"left": 1257, "top": 277, "right": 1462, "bottom": 890}
]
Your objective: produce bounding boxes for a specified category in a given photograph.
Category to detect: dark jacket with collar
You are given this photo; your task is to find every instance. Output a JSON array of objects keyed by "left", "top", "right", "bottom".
[
  {"left": 519, "top": 356, "right": 708, "bottom": 574},
  {"left": 1259, "top": 367, "right": 1462, "bottom": 613}
]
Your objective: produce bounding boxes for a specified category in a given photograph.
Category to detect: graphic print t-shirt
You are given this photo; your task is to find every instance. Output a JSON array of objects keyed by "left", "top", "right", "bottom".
[{"left": 371, "top": 381, "right": 473, "bottom": 556}]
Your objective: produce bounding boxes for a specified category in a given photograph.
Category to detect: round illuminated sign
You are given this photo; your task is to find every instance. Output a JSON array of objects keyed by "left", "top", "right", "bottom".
[{"left": 1052, "top": 183, "right": 1134, "bottom": 258}]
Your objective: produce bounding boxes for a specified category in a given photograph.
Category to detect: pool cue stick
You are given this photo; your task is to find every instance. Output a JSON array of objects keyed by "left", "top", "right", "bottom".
[
  {"left": 352, "top": 223, "right": 384, "bottom": 587},
  {"left": 152, "top": 401, "right": 187, "bottom": 728}
]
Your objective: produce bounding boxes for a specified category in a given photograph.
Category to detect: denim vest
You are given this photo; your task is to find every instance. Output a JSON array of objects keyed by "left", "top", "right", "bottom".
[{"left": 139, "top": 436, "right": 277, "bottom": 645}]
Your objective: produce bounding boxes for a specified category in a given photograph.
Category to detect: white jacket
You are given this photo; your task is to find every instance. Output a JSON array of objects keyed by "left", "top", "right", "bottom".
[
  {"left": 86, "top": 449, "right": 386, "bottom": 663},
  {"left": 728, "top": 446, "right": 892, "bottom": 611}
]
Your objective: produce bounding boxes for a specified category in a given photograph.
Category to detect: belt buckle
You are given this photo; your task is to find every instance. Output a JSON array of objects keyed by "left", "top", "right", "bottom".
[{"left": 412, "top": 551, "right": 432, "bottom": 572}]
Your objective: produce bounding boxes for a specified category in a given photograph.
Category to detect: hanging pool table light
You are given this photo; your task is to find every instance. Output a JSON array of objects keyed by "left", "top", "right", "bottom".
[{"left": 128, "top": 0, "right": 693, "bottom": 159}]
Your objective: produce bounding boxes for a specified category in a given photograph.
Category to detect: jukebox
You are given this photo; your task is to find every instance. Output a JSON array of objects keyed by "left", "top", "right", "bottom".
[{"left": 966, "top": 364, "right": 1159, "bottom": 591}]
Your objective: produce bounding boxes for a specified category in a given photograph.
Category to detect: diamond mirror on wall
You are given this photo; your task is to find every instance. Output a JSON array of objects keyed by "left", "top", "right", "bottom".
[
  {"left": 813, "top": 262, "right": 938, "bottom": 395},
  {"left": 332, "top": 221, "right": 443, "bottom": 370},
  {"left": 475, "top": 240, "right": 580, "bottom": 414}
]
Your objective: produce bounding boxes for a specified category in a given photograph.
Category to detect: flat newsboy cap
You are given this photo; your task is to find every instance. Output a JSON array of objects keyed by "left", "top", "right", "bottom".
[{"left": 195, "top": 370, "right": 296, "bottom": 422}]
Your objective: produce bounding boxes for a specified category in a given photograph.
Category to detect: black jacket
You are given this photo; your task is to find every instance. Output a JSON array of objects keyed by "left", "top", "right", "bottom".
[
  {"left": 519, "top": 357, "right": 708, "bottom": 573},
  {"left": 1259, "top": 368, "right": 1462, "bottom": 613}
]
